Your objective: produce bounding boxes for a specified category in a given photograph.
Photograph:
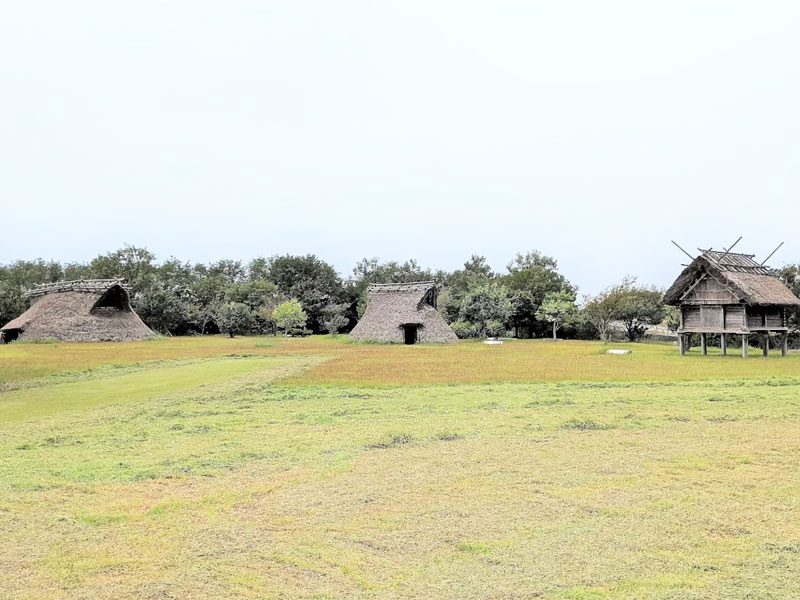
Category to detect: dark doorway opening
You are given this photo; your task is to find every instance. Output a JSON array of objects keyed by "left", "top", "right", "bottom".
[
  {"left": 403, "top": 324, "right": 419, "bottom": 345},
  {"left": 92, "top": 285, "right": 131, "bottom": 313},
  {"left": 1, "top": 329, "right": 20, "bottom": 344}
]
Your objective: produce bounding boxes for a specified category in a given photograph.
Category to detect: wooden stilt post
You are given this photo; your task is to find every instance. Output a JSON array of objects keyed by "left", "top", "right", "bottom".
[
  {"left": 721, "top": 333, "right": 727, "bottom": 356},
  {"left": 742, "top": 334, "right": 748, "bottom": 358},
  {"left": 701, "top": 333, "right": 708, "bottom": 356},
  {"left": 679, "top": 334, "right": 686, "bottom": 355},
  {"left": 763, "top": 333, "right": 769, "bottom": 357},
  {"left": 782, "top": 333, "right": 789, "bottom": 357}
]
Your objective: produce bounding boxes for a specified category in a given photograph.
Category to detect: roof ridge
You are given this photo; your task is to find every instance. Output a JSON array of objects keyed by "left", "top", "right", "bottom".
[
  {"left": 26, "top": 279, "right": 127, "bottom": 298},
  {"left": 367, "top": 281, "right": 436, "bottom": 290}
]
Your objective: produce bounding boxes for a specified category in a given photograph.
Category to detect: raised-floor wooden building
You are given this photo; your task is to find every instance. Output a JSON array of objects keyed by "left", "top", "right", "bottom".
[{"left": 664, "top": 250, "right": 799, "bottom": 357}]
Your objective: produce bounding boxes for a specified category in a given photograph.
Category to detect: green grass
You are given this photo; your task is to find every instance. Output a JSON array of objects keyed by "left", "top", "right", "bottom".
[{"left": 1, "top": 337, "right": 800, "bottom": 598}]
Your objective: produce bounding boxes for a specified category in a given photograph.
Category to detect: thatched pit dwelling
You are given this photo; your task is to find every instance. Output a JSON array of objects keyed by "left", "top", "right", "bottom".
[
  {"left": 349, "top": 281, "right": 458, "bottom": 344},
  {"left": 665, "top": 250, "right": 800, "bottom": 357},
  {"left": 0, "top": 279, "right": 155, "bottom": 343}
]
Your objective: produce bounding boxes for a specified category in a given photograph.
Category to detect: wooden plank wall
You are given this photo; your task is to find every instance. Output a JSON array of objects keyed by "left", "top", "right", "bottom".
[
  {"left": 724, "top": 305, "right": 744, "bottom": 330},
  {"left": 682, "top": 276, "right": 739, "bottom": 305},
  {"left": 700, "top": 306, "right": 723, "bottom": 329},
  {"left": 683, "top": 307, "right": 702, "bottom": 329}
]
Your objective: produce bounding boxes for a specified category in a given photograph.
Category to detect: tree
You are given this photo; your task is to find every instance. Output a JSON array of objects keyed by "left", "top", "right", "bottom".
[
  {"left": 508, "top": 290, "right": 537, "bottom": 338},
  {"left": 0, "top": 281, "right": 26, "bottom": 327},
  {"left": 272, "top": 299, "right": 308, "bottom": 335},
  {"left": 188, "top": 274, "right": 229, "bottom": 334},
  {"left": 247, "top": 257, "right": 271, "bottom": 282},
  {"left": 664, "top": 305, "right": 681, "bottom": 332},
  {"left": 502, "top": 250, "right": 575, "bottom": 337},
  {"left": 89, "top": 245, "right": 156, "bottom": 296},
  {"left": 321, "top": 303, "right": 349, "bottom": 336},
  {"left": 269, "top": 255, "right": 343, "bottom": 332},
  {"left": 583, "top": 290, "right": 617, "bottom": 342},
  {"left": 536, "top": 291, "right": 577, "bottom": 339},
  {"left": 439, "top": 255, "right": 495, "bottom": 324},
  {"left": 135, "top": 282, "right": 190, "bottom": 335},
  {"left": 603, "top": 277, "right": 666, "bottom": 342},
  {"left": 258, "top": 305, "right": 278, "bottom": 335},
  {"left": 0, "top": 259, "right": 63, "bottom": 288},
  {"left": 217, "top": 302, "right": 256, "bottom": 338},
  {"left": 157, "top": 258, "right": 197, "bottom": 289},
  {"left": 208, "top": 259, "right": 246, "bottom": 283},
  {"left": 777, "top": 265, "right": 800, "bottom": 332},
  {"left": 225, "top": 280, "right": 281, "bottom": 334},
  {"left": 458, "top": 282, "right": 512, "bottom": 338}
]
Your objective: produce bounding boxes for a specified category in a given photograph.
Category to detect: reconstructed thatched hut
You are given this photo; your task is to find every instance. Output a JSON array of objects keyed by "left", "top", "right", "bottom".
[
  {"left": 0, "top": 279, "right": 155, "bottom": 343},
  {"left": 350, "top": 281, "right": 458, "bottom": 344},
  {"left": 665, "top": 250, "right": 800, "bottom": 357}
]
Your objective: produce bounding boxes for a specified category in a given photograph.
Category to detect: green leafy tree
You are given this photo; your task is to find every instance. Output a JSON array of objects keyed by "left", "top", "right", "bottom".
[
  {"left": 502, "top": 250, "right": 575, "bottom": 337},
  {"left": 535, "top": 291, "right": 577, "bottom": 340},
  {"left": 135, "top": 283, "right": 189, "bottom": 335},
  {"left": 0, "top": 281, "right": 27, "bottom": 327},
  {"left": 247, "top": 257, "right": 271, "bottom": 282},
  {"left": 89, "top": 245, "right": 156, "bottom": 296},
  {"left": 0, "top": 259, "right": 63, "bottom": 288},
  {"left": 439, "top": 255, "right": 495, "bottom": 324},
  {"left": 583, "top": 290, "right": 617, "bottom": 342},
  {"left": 224, "top": 280, "right": 281, "bottom": 334},
  {"left": 208, "top": 259, "right": 246, "bottom": 283},
  {"left": 778, "top": 265, "right": 800, "bottom": 333},
  {"left": 187, "top": 274, "right": 229, "bottom": 334},
  {"left": 664, "top": 305, "right": 681, "bottom": 332},
  {"left": 157, "top": 258, "right": 197, "bottom": 289},
  {"left": 272, "top": 299, "right": 308, "bottom": 335},
  {"left": 459, "top": 282, "right": 512, "bottom": 339},
  {"left": 604, "top": 277, "right": 666, "bottom": 342},
  {"left": 508, "top": 290, "right": 537, "bottom": 338},
  {"left": 321, "top": 303, "right": 349, "bottom": 336},
  {"left": 63, "top": 262, "right": 94, "bottom": 280},
  {"left": 269, "top": 255, "right": 343, "bottom": 332},
  {"left": 217, "top": 302, "right": 256, "bottom": 338}
]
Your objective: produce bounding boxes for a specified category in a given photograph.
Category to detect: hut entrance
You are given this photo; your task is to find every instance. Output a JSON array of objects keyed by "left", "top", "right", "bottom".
[
  {"left": 1, "top": 329, "right": 20, "bottom": 344},
  {"left": 402, "top": 324, "right": 419, "bottom": 345}
]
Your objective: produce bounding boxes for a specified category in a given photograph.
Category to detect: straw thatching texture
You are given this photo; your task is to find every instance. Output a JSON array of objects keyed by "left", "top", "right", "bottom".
[
  {"left": 1, "top": 281, "right": 155, "bottom": 342},
  {"left": 349, "top": 282, "right": 458, "bottom": 343},
  {"left": 664, "top": 251, "right": 800, "bottom": 307}
]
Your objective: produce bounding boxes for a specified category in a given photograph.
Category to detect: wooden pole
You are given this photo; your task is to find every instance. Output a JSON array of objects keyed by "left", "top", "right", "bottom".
[
  {"left": 742, "top": 334, "right": 748, "bottom": 358},
  {"left": 701, "top": 333, "right": 708, "bottom": 356},
  {"left": 763, "top": 333, "right": 769, "bottom": 357},
  {"left": 721, "top": 333, "right": 727, "bottom": 356},
  {"left": 679, "top": 334, "right": 686, "bottom": 356},
  {"left": 782, "top": 333, "right": 789, "bottom": 357}
]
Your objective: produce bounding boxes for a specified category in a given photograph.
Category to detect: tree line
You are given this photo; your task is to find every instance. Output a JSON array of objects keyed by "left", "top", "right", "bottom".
[{"left": 2, "top": 245, "right": 797, "bottom": 340}]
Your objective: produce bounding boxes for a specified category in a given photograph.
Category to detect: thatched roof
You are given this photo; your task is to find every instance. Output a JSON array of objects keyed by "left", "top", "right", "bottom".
[
  {"left": 349, "top": 281, "right": 458, "bottom": 343},
  {"left": 1, "top": 279, "right": 155, "bottom": 342},
  {"left": 664, "top": 251, "right": 800, "bottom": 307}
]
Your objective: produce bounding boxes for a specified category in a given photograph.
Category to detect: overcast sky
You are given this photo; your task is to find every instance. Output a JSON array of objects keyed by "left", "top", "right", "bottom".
[{"left": 2, "top": 2, "right": 799, "bottom": 294}]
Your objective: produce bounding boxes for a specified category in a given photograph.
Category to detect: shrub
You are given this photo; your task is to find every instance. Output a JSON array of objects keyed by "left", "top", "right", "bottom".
[
  {"left": 485, "top": 321, "right": 506, "bottom": 338},
  {"left": 287, "top": 328, "right": 312, "bottom": 337},
  {"left": 451, "top": 320, "right": 478, "bottom": 339}
]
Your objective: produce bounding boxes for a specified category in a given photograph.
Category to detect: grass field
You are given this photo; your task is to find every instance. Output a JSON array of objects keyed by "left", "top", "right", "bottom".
[{"left": 2, "top": 336, "right": 800, "bottom": 599}]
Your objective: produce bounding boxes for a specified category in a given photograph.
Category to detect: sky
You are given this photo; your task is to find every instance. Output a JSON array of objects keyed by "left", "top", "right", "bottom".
[{"left": 2, "top": 1, "right": 799, "bottom": 295}]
